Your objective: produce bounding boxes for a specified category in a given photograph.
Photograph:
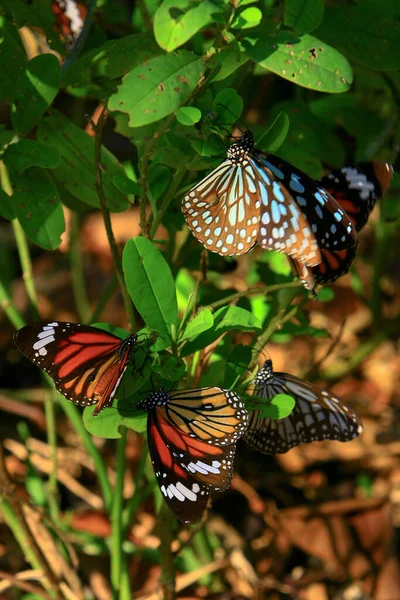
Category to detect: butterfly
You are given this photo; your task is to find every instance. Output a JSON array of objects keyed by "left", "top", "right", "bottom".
[
  {"left": 244, "top": 359, "right": 363, "bottom": 454},
  {"left": 289, "top": 161, "right": 394, "bottom": 293},
  {"left": 182, "top": 130, "right": 356, "bottom": 268},
  {"left": 14, "top": 322, "right": 138, "bottom": 416},
  {"left": 52, "top": 0, "right": 86, "bottom": 47},
  {"left": 137, "top": 386, "right": 249, "bottom": 523}
]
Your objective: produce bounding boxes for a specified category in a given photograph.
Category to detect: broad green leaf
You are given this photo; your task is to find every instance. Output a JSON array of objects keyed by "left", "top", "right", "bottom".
[
  {"left": 11, "top": 54, "right": 60, "bottom": 136},
  {"left": 181, "top": 308, "right": 214, "bottom": 341},
  {"left": 37, "top": 114, "right": 129, "bottom": 212},
  {"left": 212, "top": 88, "right": 243, "bottom": 124},
  {"left": 84, "top": 407, "right": 147, "bottom": 439},
  {"left": 63, "top": 34, "right": 161, "bottom": 88},
  {"left": 0, "top": 125, "right": 14, "bottom": 148},
  {"left": 256, "top": 111, "right": 289, "bottom": 152},
  {"left": 154, "top": 0, "right": 222, "bottom": 51},
  {"left": 151, "top": 353, "right": 186, "bottom": 381},
  {"left": 243, "top": 32, "right": 353, "bottom": 93},
  {"left": 3, "top": 140, "right": 61, "bottom": 174},
  {"left": 0, "top": 188, "right": 15, "bottom": 220},
  {"left": 0, "top": 16, "right": 27, "bottom": 100},
  {"left": 224, "top": 344, "right": 252, "bottom": 388},
  {"left": 210, "top": 40, "right": 249, "bottom": 82},
  {"left": 316, "top": 287, "right": 335, "bottom": 302},
  {"left": 149, "top": 164, "right": 171, "bottom": 203},
  {"left": 252, "top": 393, "right": 295, "bottom": 419},
  {"left": 13, "top": 168, "right": 65, "bottom": 250},
  {"left": 108, "top": 51, "right": 205, "bottom": 127},
  {"left": 315, "top": 6, "right": 400, "bottom": 71},
  {"left": 231, "top": 7, "right": 262, "bottom": 29},
  {"left": 181, "top": 305, "right": 261, "bottom": 356},
  {"left": 284, "top": 0, "right": 324, "bottom": 34},
  {"left": 177, "top": 106, "right": 202, "bottom": 126},
  {"left": 123, "top": 237, "right": 178, "bottom": 338}
]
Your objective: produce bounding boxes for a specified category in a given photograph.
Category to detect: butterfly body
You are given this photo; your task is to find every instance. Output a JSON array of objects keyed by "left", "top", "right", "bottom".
[
  {"left": 138, "top": 387, "right": 249, "bottom": 522},
  {"left": 14, "top": 322, "right": 137, "bottom": 416},
  {"left": 245, "top": 359, "right": 363, "bottom": 454}
]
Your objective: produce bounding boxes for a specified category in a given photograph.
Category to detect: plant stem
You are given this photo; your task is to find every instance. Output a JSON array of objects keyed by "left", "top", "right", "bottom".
[
  {"left": 61, "top": 0, "right": 97, "bottom": 77},
  {"left": 205, "top": 281, "right": 302, "bottom": 312},
  {"left": 94, "top": 104, "right": 137, "bottom": 330},
  {"left": 157, "top": 503, "right": 176, "bottom": 600},
  {"left": 88, "top": 274, "right": 118, "bottom": 324},
  {"left": 149, "top": 164, "right": 187, "bottom": 239},
  {"left": 122, "top": 440, "right": 149, "bottom": 533},
  {"left": 0, "top": 280, "right": 25, "bottom": 329},
  {"left": 69, "top": 211, "right": 91, "bottom": 323},
  {"left": 370, "top": 215, "right": 388, "bottom": 330},
  {"left": 110, "top": 428, "right": 127, "bottom": 597},
  {"left": 11, "top": 220, "right": 40, "bottom": 321}
]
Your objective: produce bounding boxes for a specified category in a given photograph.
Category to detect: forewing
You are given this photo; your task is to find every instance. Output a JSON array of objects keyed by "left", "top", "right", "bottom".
[
  {"left": 182, "top": 159, "right": 261, "bottom": 256},
  {"left": 256, "top": 152, "right": 357, "bottom": 251},
  {"left": 245, "top": 371, "right": 362, "bottom": 454},
  {"left": 161, "top": 387, "right": 249, "bottom": 445}
]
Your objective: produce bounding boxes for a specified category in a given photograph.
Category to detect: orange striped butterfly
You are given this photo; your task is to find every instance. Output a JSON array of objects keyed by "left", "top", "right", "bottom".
[
  {"left": 289, "top": 161, "right": 393, "bottom": 294},
  {"left": 138, "top": 387, "right": 249, "bottom": 523},
  {"left": 14, "top": 322, "right": 137, "bottom": 416},
  {"left": 52, "top": 0, "right": 86, "bottom": 48},
  {"left": 245, "top": 359, "right": 363, "bottom": 454},
  {"left": 182, "top": 130, "right": 356, "bottom": 268}
]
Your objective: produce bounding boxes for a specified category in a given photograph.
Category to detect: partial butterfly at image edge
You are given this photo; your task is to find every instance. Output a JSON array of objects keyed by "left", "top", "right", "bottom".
[
  {"left": 138, "top": 386, "right": 249, "bottom": 523},
  {"left": 13, "top": 321, "right": 138, "bottom": 416},
  {"left": 244, "top": 359, "right": 363, "bottom": 455}
]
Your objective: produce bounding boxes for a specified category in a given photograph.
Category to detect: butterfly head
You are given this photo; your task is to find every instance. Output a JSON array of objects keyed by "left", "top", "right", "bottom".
[
  {"left": 226, "top": 130, "right": 254, "bottom": 164},
  {"left": 137, "top": 387, "right": 170, "bottom": 411},
  {"left": 119, "top": 332, "right": 138, "bottom": 358},
  {"left": 254, "top": 359, "right": 274, "bottom": 385}
]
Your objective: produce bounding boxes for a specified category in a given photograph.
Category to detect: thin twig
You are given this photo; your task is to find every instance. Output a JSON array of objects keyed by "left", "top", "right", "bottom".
[
  {"left": 204, "top": 281, "right": 302, "bottom": 312},
  {"left": 110, "top": 429, "right": 128, "bottom": 596},
  {"left": 0, "top": 570, "right": 53, "bottom": 600},
  {"left": 69, "top": 211, "right": 91, "bottom": 323},
  {"left": 149, "top": 164, "right": 187, "bottom": 239},
  {"left": 0, "top": 280, "right": 25, "bottom": 329},
  {"left": 157, "top": 503, "right": 176, "bottom": 600},
  {"left": 11, "top": 220, "right": 40, "bottom": 321},
  {"left": 94, "top": 104, "right": 137, "bottom": 329}
]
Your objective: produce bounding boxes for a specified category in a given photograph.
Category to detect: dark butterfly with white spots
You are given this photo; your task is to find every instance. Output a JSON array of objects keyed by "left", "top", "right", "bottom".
[
  {"left": 182, "top": 130, "right": 356, "bottom": 269},
  {"left": 289, "top": 161, "right": 394, "bottom": 294},
  {"left": 244, "top": 359, "right": 363, "bottom": 454},
  {"left": 52, "top": 0, "right": 86, "bottom": 48},
  {"left": 14, "top": 322, "right": 138, "bottom": 416},
  {"left": 138, "top": 387, "right": 249, "bottom": 523}
]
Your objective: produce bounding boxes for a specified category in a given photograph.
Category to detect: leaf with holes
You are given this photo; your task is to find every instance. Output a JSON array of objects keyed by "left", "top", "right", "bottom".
[
  {"left": 3, "top": 140, "right": 61, "bottom": 175},
  {"left": 243, "top": 32, "right": 352, "bottom": 93},
  {"left": 108, "top": 51, "right": 205, "bottom": 127}
]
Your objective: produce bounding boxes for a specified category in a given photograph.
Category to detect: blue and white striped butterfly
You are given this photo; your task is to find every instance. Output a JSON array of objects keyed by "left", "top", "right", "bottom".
[
  {"left": 182, "top": 130, "right": 356, "bottom": 267},
  {"left": 244, "top": 359, "right": 363, "bottom": 454}
]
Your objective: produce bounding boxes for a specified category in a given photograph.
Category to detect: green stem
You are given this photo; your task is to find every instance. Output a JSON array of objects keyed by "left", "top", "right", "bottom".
[
  {"left": 157, "top": 503, "right": 176, "bottom": 600},
  {"left": 149, "top": 164, "right": 187, "bottom": 239},
  {"left": 122, "top": 441, "right": 149, "bottom": 533},
  {"left": 69, "top": 212, "right": 91, "bottom": 323},
  {"left": 0, "top": 280, "right": 25, "bottom": 329},
  {"left": 88, "top": 274, "right": 118, "bottom": 324},
  {"left": 11, "top": 220, "right": 40, "bottom": 320},
  {"left": 61, "top": 0, "right": 97, "bottom": 77},
  {"left": 94, "top": 104, "right": 137, "bottom": 330},
  {"left": 370, "top": 215, "right": 388, "bottom": 330},
  {"left": 110, "top": 429, "right": 127, "bottom": 597},
  {"left": 205, "top": 281, "right": 302, "bottom": 312}
]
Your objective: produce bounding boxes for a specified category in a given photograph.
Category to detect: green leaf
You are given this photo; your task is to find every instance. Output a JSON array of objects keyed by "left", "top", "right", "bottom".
[
  {"left": 123, "top": 237, "right": 178, "bottom": 338},
  {"left": 3, "top": 140, "right": 61, "bottom": 174},
  {"left": 151, "top": 353, "right": 187, "bottom": 381},
  {"left": 37, "top": 114, "right": 129, "bottom": 212},
  {"left": 181, "top": 306, "right": 261, "bottom": 356},
  {"left": 149, "top": 164, "right": 171, "bottom": 203},
  {"left": 253, "top": 393, "right": 295, "bottom": 419},
  {"left": 315, "top": 6, "right": 400, "bottom": 71},
  {"left": 11, "top": 54, "right": 60, "bottom": 136},
  {"left": 315, "top": 287, "right": 335, "bottom": 302},
  {"left": 0, "top": 16, "right": 28, "bottom": 100},
  {"left": 0, "top": 125, "right": 14, "bottom": 149},
  {"left": 256, "top": 111, "right": 289, "bottom": 152},
  {"left": 243, "top": 32, "right": 353, "bottom": 93},
  {"left": 284, "top": 0, "right": 324, "bottom": 34},
  {"left": 212, "top": 88, "right": 244, "bottom": 124},
  {"left": 13, "top": 168, "right": 65, "bottom": 250},
  {"left": 232, "top": 7, "right": 262, "bottom": 30},
  {"left": 84, "top": 408, "right": 147, "bottom": 439},
  {"left": 109, "top": 51, "right": 205, "bottom": 127},
  {"left": 210, "top": 40, "right": 249, "bottom": 82},
  {"left": 63, "top": 34, "right": 161, "bottom": 88},
  {"left": 177, "top": 106, "right": 202, "bottom": 126},
  {"left": 224, "top": 344, "right": 252, "bottom": 388},
  {"left": 0, "top": 188, "right": 15, "bottom": 220},
  {"left": 154, "top": 0, "right": 222, "bottom": 52},
  {"left": 181, "top": 308, "right": 214, "bottom": 341}
]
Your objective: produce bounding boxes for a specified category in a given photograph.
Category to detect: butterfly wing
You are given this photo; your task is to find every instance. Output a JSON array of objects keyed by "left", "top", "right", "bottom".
[
  {"left": 161, "top": 387, "right": 249, "bottom": 445},
  {"left": 14, "top": 322, "right": 135, "bottom": 415},
  {"left": 256, "top": 153, "right": 357, "bottom": 251},
  {"left": 52, "top": 0, "right": 86, "bottom": 46},
  {"left": 245, "top": 361, "right": 363, "bottom": 454},
  {"left": 320, "top": 162, "right": 393, "bottom": 232}
]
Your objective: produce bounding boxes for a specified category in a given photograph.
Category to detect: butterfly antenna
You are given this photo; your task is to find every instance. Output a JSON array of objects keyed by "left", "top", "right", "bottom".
[{"left": 216, "top": 103, "right": 247, "bottom": 133}]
